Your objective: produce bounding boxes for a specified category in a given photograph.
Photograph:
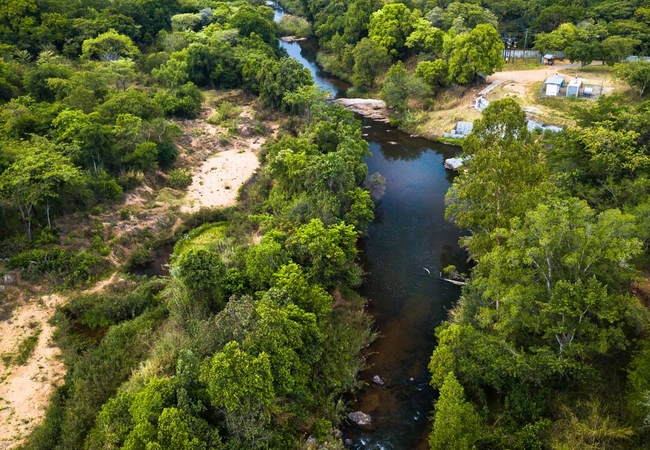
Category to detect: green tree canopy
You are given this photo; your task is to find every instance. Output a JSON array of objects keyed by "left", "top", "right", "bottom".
[
  {"left": 81, "top": 29, "right": 140, "bottom": 61},
  {"left": 446, "top": 24, "right": 504, "bottom": 84},
  {"left": 0, "top": 137, "right": 79, "bottom": 236},
  {"left": 429, "top": 372, "right": 483, "bottom": 450}
]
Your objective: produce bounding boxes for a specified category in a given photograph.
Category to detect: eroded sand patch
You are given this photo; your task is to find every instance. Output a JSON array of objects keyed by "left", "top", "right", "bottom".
[
  {"left": 0, "top": 294, "right": 65, "bottom": 449},
  {"left": 182, "top": 148, "right": 260, "bottom": 212}
]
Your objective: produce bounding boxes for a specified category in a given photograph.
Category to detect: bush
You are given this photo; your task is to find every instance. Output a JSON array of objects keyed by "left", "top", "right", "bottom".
[
  {"left": 61, "top": 278, "right": 165, "bottom": 329},
  {"left": 116, "top": 170, "right": 145, "bottom": 191},
  {"left": 8, "top": 248, "right": 109, "bottom": 286},
  {"left": 278, "top": 15, "right": 311, "bottom": 38},
  {"left": 207, "top": 101, "right": 241, "bottom": 125},
  {"left": 157, "top": 140, "right": 178, "bottom": 168},
  {"left": 166, "top": 168, "right": 193, "bottom": 189}
]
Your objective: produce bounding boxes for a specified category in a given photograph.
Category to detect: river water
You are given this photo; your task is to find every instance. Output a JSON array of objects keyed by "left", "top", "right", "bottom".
[{"left": 271, "top": 5, "right": 467, "bottom": 448}]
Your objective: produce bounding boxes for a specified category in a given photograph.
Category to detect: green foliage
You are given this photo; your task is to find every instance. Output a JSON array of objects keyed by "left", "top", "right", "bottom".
[
  {"left": 60, "top": 279, "right": 165, "bottom": 329},
  {"left": 352, "top": 37, "right": 390, "bottom": 88},
  {"left": 166, "top": 168, "right": 193, "bottom": 189},
  {"left": 368, "top": 3, "right": 416, "bottom": 57},
  {"left": 9, "top": 247, "right": 108, "bottom": 286},
  {"left": 258, "top": 57, "right": 313, "bottom": 112},
  {"left": 81, "top": 30, "right": 140, "bottom": 61},
  {"left": 202, "top": 341, "right": 275, "bottom": 447},
  {"left": 415, "top": 59, "right": 448, "bottom": 90},
  {"left": 445, "top": 99, "right": 549, "bottom": 256},
  {"left": 380, "top": 61, "right": 426, "bottom": 111},
  {"left": 614, "top": 60, "right": 650, "bottom": 97},
  {"left": 429, "top": 372, "right": 483, "bottom": 450},
  {"left": 446, "top": 24, "right": 504, "bottom": 84},
  {"left": 627, "top": 340, "right": 650, "bottom": 423},
  {"left": 176, "top": 248, "right": 226, "bottom": 310},
  {"left": 278, "top": 14, "right": 312, "bottom": 38},
  {"left": 0, "top": 136, "right": 79, "bottom": 237},
  {"left": 288, "top": 219, "right": 359, "bottom": 287}
]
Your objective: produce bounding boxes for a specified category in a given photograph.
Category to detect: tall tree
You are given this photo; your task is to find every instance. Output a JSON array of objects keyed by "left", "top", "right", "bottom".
[
  {"left": 429, "top": 372, "right": 483, "bottom": 450},
  {"left": 445, "top": 98, "right": 549, "bottom": 257},
  {"left": 0, "top": 137, "right": 79, "bottom": 236},
  {"left": 614, "top": 60, "right": 650, "bottom": 97},
  {"left": 446, "top": 24, "right": 504, "bottom": 84}
]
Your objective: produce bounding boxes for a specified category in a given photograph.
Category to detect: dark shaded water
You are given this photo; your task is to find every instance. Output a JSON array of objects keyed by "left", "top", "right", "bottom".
[
  {"left": 270, "top": 5, "right": 468, "bottom": 447},
  {"left": 350, "top": 121, "right": 466, "bottom": 449}
]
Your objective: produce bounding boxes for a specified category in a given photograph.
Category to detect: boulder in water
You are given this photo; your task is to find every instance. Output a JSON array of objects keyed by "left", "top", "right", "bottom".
[
  {"left": 348, "top": 411, "right": 372, "bottom": 426},
  {"left": 372, "top": 375, "right": 385, "bottom": 386}
]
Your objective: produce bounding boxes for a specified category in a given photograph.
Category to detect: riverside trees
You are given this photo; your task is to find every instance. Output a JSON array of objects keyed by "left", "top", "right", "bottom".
[{"left": 432, "top": 97, "right": 650, "bottom": 448}]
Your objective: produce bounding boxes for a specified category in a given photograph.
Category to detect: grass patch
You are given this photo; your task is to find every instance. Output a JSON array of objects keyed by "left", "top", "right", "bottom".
[
  {"left": 2, "top": 327, "right": 42, "bottom": 367},
  {"left": 173, "top": 222, "right": 231, "bottom": 256},
  {"left": 154, "top": 187, "right": 186, "bottom": 206},
  {"left": 502, "top": 58, "right": 544, "bottom": 71},
  {"left": 14, "top": 328, "right": 41, "bottom": 365}
]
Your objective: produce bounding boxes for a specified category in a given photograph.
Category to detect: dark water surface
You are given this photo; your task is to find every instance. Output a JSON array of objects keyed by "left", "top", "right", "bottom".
[
  {"left": 269, "top": 3, "right": 467, "bottom": 448},
  {"left": 350, "top": 121, "right": 466, "bottom": 449}
]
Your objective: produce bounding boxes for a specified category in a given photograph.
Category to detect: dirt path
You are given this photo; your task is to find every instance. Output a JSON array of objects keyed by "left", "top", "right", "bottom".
[
  {"left": 488, "top": 63, "right": 580, "bottom": 83},
  {"left": 0, "top": 294, "right": 65, "bottom": 449}
]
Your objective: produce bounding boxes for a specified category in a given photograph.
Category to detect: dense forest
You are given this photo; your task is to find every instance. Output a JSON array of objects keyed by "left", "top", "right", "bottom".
[{"left": 0, "top": 0, "right": 650, "bottom": 448}]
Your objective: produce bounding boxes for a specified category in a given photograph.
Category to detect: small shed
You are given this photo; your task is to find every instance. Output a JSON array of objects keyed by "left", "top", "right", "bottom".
[
  {"left": 566, "top": 77, "right": 583, "bottom": 97},
  {"left": 544, "top": 76, "right": 565, "bottom": 97},
  {"left": 543, "top": 54, "right": 556, "bottom": 65}
]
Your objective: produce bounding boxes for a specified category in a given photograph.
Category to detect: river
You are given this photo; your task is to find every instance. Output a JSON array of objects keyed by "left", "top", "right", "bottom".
[{"left": 271, "top": 4, "right": 467, "bottom": 449}]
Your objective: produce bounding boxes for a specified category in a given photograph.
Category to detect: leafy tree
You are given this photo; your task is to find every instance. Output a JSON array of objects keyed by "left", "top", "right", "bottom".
[
  {"left": 81, "top": 29, "right": 140, "bottom": 61},
  {"left": 287, "top": 219, "right": 359, "bottom": 287},
  {"left": 244, "top": 233, "right": 290, "bottom": 290},
  {"left": 24, "top": 62, "right": 73, "bottom": 102},
  {"left": 429, "top": 372, "right": 483, "bottom": 450},
  {"left": 176, "top": 249, "right": 226, "bottom": 310},
  {"left": 415, "top": 59, "right": 448, "bottom": 90},
  {"left": 380, "top": 61, "right": 414, "bottom": 111},
  {"left": 231, "top": 6, "right": 277, "bottom": 47},
  {"left": 342, "top": 0, "right": 377, "bottom": 44},
  {"left": 565, "top": 41, "right": 599, "bottom": 67},
  {"left": 446, "top": 24, "right": 504, "bottom": 84},
  {"left": 445, "top": 99, "right": 548, "bottom": 256},
  {"left": 202, "top": 341, "right": 275, "bottom": 447},
  {"left": 107, "top": 58, "right": 137, "bottom": 91},
  {"left": 440, "top": 2, "right": 499, "bottom": 33},
  {"left": 244, "top": 299, "right": 323, "bottom": 400},
  {"left": 0, "top": 137, "right": 79, "bottom": 236},
  {"left": 475, "top": 198, "right": 643, "bottom": 357},
  {"left": 352, "top": 37, "right": 390, "bottom": 88},
  {"left": 258, "top": 57, "right": 312, "bottom": 111},
  {"left": 368, "top": 3, "right": 415, "bottom": 56},
  {"left": 271, "top": 262, "right": 332, "bottom": 324},
  {"left": 52, "top": 109, "right": 117, "bottom": 173},
  {"left": 153, "top": 51, "right": 190, "bottom": 91},
  {"left": 614, "top": 60, "right": 650, "bottom": 96},
  {"left": 405, "top": 18, "right": 445, "bottom": 55},
  {"left": 602, "top": 36, "right": 640, "bottom": 65}
]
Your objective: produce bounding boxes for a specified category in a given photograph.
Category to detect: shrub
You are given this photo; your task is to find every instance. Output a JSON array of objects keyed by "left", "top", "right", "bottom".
[
  {"left": 166, "top": 168, "right": 193, "bottom": 189},
  {"left": 278, "top": 15, "right": 311, "bottom": 38},
  {"left": 8, "top": 248, "right": 108, "bottom": 286},
  {"left": 207, "top": 101, "right": 241, "bottom": 125}
]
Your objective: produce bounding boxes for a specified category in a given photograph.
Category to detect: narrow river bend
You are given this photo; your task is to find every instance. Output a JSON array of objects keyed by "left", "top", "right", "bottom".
[{"left": 274, "top": 6, "right": 467, "bottom": 447}]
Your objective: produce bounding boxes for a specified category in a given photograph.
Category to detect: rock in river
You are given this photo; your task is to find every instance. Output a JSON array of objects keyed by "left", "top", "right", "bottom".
[
  {"left": 348, "top": 411, "right": 372, "bottom": 426},
  {"left": 372, "top": 375, "right": 385, "bottom": 386}
]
